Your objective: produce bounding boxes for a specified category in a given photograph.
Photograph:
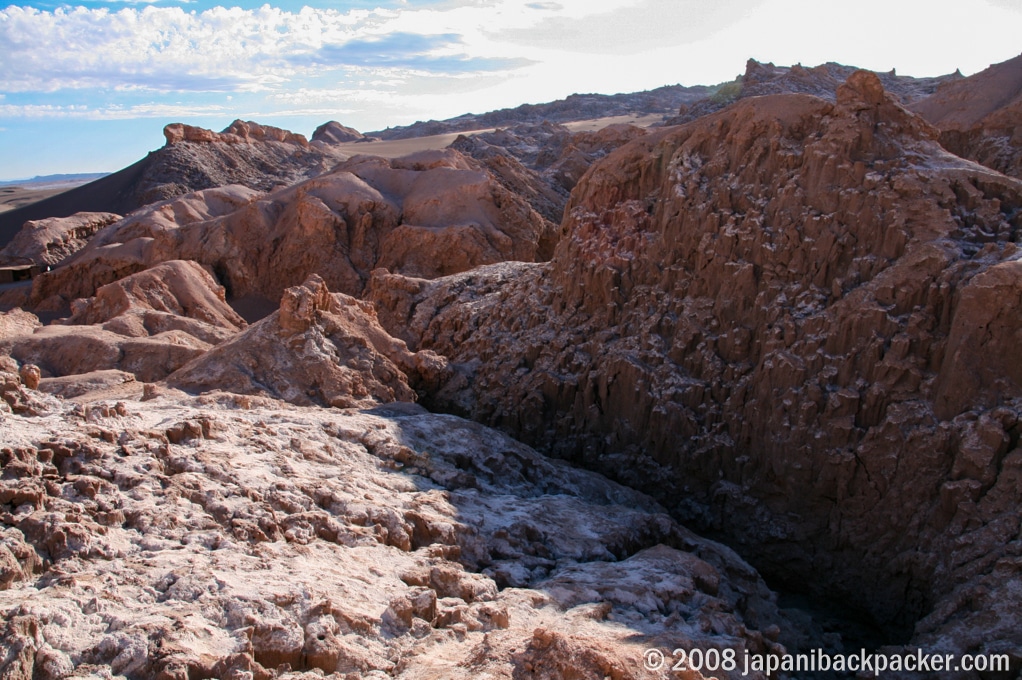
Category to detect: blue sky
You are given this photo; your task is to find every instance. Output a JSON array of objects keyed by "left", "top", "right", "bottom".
[{"left": 1, "top": 0, "right": 1021, "bottom": 180}]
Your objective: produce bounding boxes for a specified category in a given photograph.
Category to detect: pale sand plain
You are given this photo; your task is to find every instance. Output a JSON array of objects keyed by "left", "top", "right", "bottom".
[
  {"left": 0, "top": 178, "right": 105, "bottom": 214},
  {"left": 329, "top": 113, "right": 666, "bottom": 159}
]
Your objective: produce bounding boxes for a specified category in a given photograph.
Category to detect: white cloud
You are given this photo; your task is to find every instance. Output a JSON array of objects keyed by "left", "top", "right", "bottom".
[
  {"left": 0, "top": 0, "right": 1019, "bottom": 130},
  {"left": 0, "top": 102, "right": 230, "bottom": 119},
  {"left": 0, "top": 3, "right": 532, "bottom": 95}
]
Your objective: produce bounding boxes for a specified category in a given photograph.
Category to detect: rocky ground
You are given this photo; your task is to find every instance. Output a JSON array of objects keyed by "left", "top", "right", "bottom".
[
  {"left": 2, "top": 56, "right": 1022, "bottom": 678},
  {"left": 1, "top": 283, "right": 791, "bottom": 680}
]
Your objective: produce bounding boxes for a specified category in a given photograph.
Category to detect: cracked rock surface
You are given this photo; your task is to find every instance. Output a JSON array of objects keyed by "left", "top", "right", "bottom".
[{"left": 0, "top": 370, "right": 788, "bottom": 679}]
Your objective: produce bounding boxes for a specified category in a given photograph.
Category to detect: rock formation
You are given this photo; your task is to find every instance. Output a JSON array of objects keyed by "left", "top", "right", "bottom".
[
  {"left": 0, "top": 309, "right": 42, "bottom": 344},
  {"left": 0, "top": 122, "right": 333, "bottom": 247},
  {"left": 29, "top": 149, "right": 557, "bottom": 309},
  {"left": 28, "top": 186, "right": 262, "bottom": 311},
  {"left": 143, "top": 120, "right": 329, "bottom": 205},
  {"left": 3, "top": 55, "right": 1022, "bottom": 680},
  {"left": 311, "top": 121, "right": 367, "bottom": 145},
  {"left": 167, "top": 275, "right": 446, "bottom": 409},
  {"left": 163, "top": 120, "right": 311, "bottom": 148},
  {"left": 451, "top": 122, "right": 647, "bottom": 224},
  {"left": 0, "top": 212, "right": 121, "bottom": 267},
  {"left": 64, "top": 259, "right": 245, "bottom": 341},
  {"left": 4, "top": 261, "right": 243, "bottom": 383},
  {"left": 368, "top": 71, "right": 1022, "bottom": 670},
  {"left": 911, "top": 52, "right": 1022, "bottom": 179},
  {"left": 668, "top": 58, "right": 959, "bottom": 126}
]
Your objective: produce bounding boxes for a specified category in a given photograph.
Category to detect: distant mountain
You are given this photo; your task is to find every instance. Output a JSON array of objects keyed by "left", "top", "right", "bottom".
[
  {"left": 665, "top": 58, "right": 960, "bottom": 125},
  {"left": 0, "top": 173, "right": 110, "bottom": 187},
  {"left": 365, "top": 84, "right": 716, "bottom": 140}
]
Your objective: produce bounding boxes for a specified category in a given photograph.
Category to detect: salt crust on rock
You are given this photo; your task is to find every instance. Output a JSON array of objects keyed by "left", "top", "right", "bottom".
[{"left": 0, "top": 384, "right": 786, "bottom": 679}]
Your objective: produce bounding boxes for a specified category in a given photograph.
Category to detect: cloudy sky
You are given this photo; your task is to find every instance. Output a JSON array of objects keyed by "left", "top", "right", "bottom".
[{"left": 1, "top": 0, "right": 1020, "bottom": 179}]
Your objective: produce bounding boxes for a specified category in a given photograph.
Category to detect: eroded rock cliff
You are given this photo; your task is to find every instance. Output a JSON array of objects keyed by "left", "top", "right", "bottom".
[
  {"left": 0, "top": 212, "right": 121, "bottom": 267},
  {"left": 368, "top": 71, "right": 1022, "bottom": 667}
]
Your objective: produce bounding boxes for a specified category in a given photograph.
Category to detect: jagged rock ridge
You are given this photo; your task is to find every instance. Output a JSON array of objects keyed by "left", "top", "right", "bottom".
[
  {"left": 667, "top": 58, "right": 960, "bottom": 126},
  {"left": 166, "top": 275, "right": 448, "bottom": 409},
  {"left": 450, "top": 122, "right": 647, "bottom": 225},
  {"left": 367, "top": 84, "right": 714, "bottom": 140}
]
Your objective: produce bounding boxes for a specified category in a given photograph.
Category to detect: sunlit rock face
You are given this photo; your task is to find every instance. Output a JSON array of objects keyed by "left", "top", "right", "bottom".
[{"left": 29, "top": 148, "right": 556, "bottom": 311}]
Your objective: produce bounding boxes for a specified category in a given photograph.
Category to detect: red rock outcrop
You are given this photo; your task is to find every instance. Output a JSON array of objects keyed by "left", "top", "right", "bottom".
[
  {"left": 311, "top": 120, "right": 365, "bottom": 145},
  {"left": 163, "top": 119, "right": 310, "bottom": 148},
  {"left": 65, "top": 259, "right": 246, "bottom": 344},
  {"left": 0, "top": 212, "right": 121, "bottom": 267},
  {"left": 369, "top": 71, "right": 1022, "bottom": 668},
  {"left": 30, "top": 149, "right": 556, "bottom": 307},
  {"left": 5, "top": 260, "right": 244, "bottom": 382},
  {"left": 911, "top": 53, "right": 1022, "bottom": 178},
  {"left": 166, "top": 275, "right": 446, "bottom": 409},
  {"left": 28, "top": 185, "right": 261, "bottom": 308},
  {"left": 132, "top": 120, "right": 328, "bottom": 207}
]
